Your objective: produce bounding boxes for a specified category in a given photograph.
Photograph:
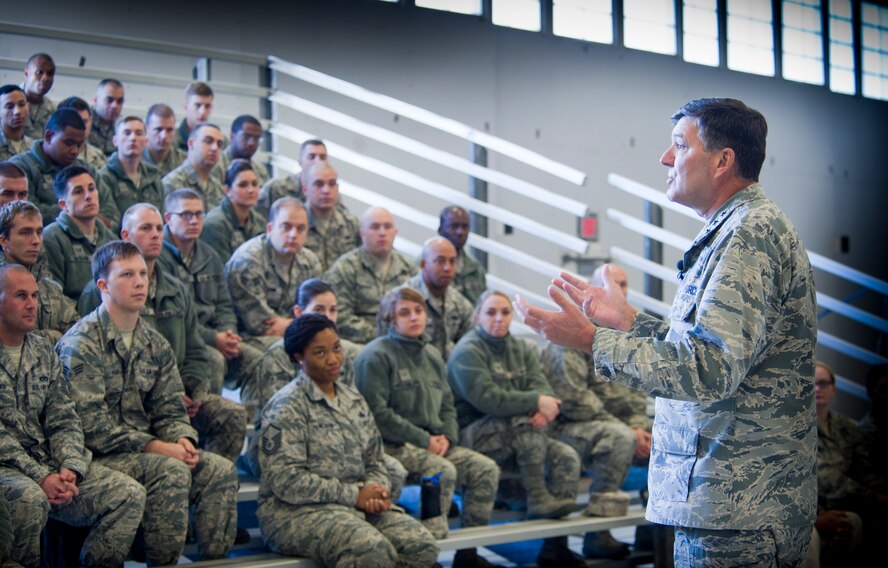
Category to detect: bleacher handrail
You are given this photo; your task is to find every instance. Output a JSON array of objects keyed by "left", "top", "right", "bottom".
[
  {"left": 268, "top": 55, "right": 587, "bottom": 186},
  {"left": 608, "top": 172, "right": 888, "bottom": 296},
  {"left": 269, "top": 91, "right": 589, "bottom": 217},
  {"left": 269, "top": 125, "right": 590, "bottom": 254}
]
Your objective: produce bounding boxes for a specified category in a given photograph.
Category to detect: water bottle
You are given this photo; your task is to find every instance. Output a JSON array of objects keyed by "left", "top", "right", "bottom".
[{"left": 420, "top": 472, "right": 442, "bottom": 520}]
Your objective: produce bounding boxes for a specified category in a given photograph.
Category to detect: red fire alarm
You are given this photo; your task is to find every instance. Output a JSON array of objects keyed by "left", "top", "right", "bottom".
[{"left": 578, "top": 213, "right": 598, "bottom": 241}]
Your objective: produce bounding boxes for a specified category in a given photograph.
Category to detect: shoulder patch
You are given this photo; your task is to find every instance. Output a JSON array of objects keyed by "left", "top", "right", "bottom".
[{"left": 261, "top": 424, "right": 283, "bottom": 456}]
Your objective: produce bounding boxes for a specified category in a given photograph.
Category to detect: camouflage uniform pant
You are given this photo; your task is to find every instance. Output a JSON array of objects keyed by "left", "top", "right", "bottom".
[
  {"left": 192, "top": 393, "right": 248, "bottom": 462},
  {"left": 208, "top": 342, "right": 266, "bottom": 394},
  {"left": 385, "top": 443, "right": 499, "bottom": 528},
  {"left": 259, "top": 503, "right": 440, "bottom": 567},
  {"left": 673, "top": 526, "right": 811, "bottom": 568},
  {"left": 460, "top": 416, "right": 581, "bottom": 500},
  {"left": 551, "top": 419, "right": 636, "bottom": 493},
  {"left": 97, "top": 450, "right": 237, "bottom": 566},
  {"left": 243, "top": 433, "right": 408, "bottom": 501},
  {"left": 0, "top": 463, "right": 145, "bottom": 568}
]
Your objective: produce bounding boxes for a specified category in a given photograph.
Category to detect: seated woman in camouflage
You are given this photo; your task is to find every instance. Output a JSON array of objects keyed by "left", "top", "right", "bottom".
[
  {"left": 355, "top": 287, "right": 500, "bottom": 567},
  {"left": 447, "top": 290, "right": 586, "bottom": 568},
  {"left": 257, "top": 313, "right": 439, "bottom": 567}
]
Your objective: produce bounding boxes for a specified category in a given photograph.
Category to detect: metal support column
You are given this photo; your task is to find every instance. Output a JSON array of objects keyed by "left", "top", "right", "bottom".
[
  {"left": 644, "top": 201, "right": 663, "bottom": 301},
  {"left": 469, "top": 143, "right": 489, "bottom": 270}
]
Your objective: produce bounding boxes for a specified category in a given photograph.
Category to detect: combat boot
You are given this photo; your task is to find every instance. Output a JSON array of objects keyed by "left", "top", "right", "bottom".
[
  {"left": 519, "top": 462, "right": 577, "bottom": 519},
  {"left": 536, "top": 536, "right": 587, "bottom": 568},
  {"left": 582, "top": 530, "right": 630, "bottom": 559},
  {"left": 452, "top": 547, "right": 506, "bottom": 568}
]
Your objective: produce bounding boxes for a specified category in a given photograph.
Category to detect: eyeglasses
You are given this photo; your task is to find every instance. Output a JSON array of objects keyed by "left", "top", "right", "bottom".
[
  {"left": 169, "top": 211, "right": 205, "bottom": 221},
  {"left": 814, "top": 380, "right": 835, "bottom": 389}
]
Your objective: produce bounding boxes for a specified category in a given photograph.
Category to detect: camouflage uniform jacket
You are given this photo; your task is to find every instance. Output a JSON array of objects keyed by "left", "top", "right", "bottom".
[
  {"left": 858, "top": 414, "right": 888, "bottom": 496},
  {"left": 325, "top": 247, "right": 416, "bottom": 344},
  {"left": 42, "top": 212, "right": 115, "bottom": 301},
  {"left": 541, "top": 343, "right": 650, "bottom": 431},
  {"left": 225, "top": 235, "right": 322, "bottom": 337},
  {"left": 0, "top": 333, "right": 90, "bottom": 482},
  {"left": 355, "top": 329, "right": 457, "bottom": 448},
  {"left": 96, "top": 152, "right": 165, "bottom": 231},
  {"left": 305, "top": 207, "right": 361, "bottom": 273},
  {"left": 172, "top": 119, "right": 191, "bottom": 153},
  {"left": 78, "top": 262, "right": 212, "bottom": 400},
  {"left": 591, "top": 183, "right": 817, "bottom": 530},
  {"left": 0, "top": 131, "right": 32, "bottom": 161},
  {"left": 0, "top": 253, "right": 78, "bottom": 344},
  {"left": 454, "top": 249, "right": 487, "bottom": 305},
  {"left": 258, "top": 371, "right": 390, "bottom": 509},
  {"left": 0, "top": 490, "right": 11, "bottom": 562},
  {"left": 142, "top": 147, "right": 186, "bottom": 178},
  {"left": 447, "top": 327, "right": 555, "bottom": 429},
  {"left": 818, "top": 410, "right": 873, "bottom": 509},
  {"left": 24, "top": 96, "right": 55, "bottom": 140},
  {"left": 200, "top": 196, "right": 265, "bottom": 263},
  {"left": 57, "top": 304, "right": 198, "bottom": 456},
  {"left": 257, "top": 175, "right": 303, "bottom": 220},
  {"left": 162, "top": 160, "right": 226, "bottom": 210},
  {"left": 158, "top": 227, "right": 238, "bottom": 347},
  {"left": 401, "top": 273, "right": 473, "bottom": 360},
  {"left": 219, "top": 146, "right": 269, "bottom": 186},
  {"left": 79, "top": 142, "right": 107, "bottom": 171},
  {"left": 10, "top": 140, "right": 93, "bottom": 223},
  {"left": 88, "top": 107, "right": 116, "bottom": 156}
]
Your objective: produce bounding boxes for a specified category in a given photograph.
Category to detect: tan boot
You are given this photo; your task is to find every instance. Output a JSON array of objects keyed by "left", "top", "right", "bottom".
[{"left": 520, "top": 462, "right": 577, "bottom": 519}]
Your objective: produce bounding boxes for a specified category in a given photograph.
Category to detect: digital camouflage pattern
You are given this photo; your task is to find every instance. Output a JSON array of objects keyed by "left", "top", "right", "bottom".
[
  {"left": 142, "top": 146, "right": 185, "bottom": 179},
  {"left": 24, "top": 97, "right": 55, "bottom": 140},
  {"left": 401, "top": 273, "right": 473, "bottom": 360},
  {"left": 817, "top": 410, "right": 873, "bottom": 510},
  {"left": 225, "top": 234, "right": 322, "bottom": 339},
  {"left": 87, "top": 108, "right": 115, "bottom": 156},
  {"left": 257, "top": 175, "right": 303, "bottom": 220},
  {"left": 200, "top": 196, "right": 266, "bottom": 264},
  {"left": 96, "top": 153, "right": 165, "bottom": 232},
  {"left": 162, "top": 161, "right": 226, "bottom": 210},
  {"left": 78, "top": 142, "right": 107, "bottom": 172},
  {"left": 0, "top": 132, "right": 31, "bottom": 162},
  {"left": 453, "top": 249, "right": 487, "bottom": 305},
  {"left": 41, "top": 211, "right": 115, "bottom": 301},
  {"left": 219, "top": 147, "right": 269, "bottom": 186},
  {"left": 257, "top": 372, "right": 438, "bottom": 567},
  {"left": 304, "top": 206, "right": 361, "bottom": 273},
  {"left": 10, "top": 141, "right": 93, "bottom": 224},
  {"left": 591, "top": 184, "right": 818, "bottom": 531},
  {"left": 325, "top": 247, "right": 416, "bottom": 344},
  {"left": 673, "top": 526, "right": 811, "bottom": 567},
  {"left": 57, "top": 305, "right": 237, "bottom": 564},
  {"left": 0, "top": 334, "right": 144, "bottom": 568}
]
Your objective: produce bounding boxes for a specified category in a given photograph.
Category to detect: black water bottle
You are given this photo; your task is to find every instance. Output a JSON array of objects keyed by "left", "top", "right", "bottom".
[{"left": 420, "top": 472, "right": 442, "bottom": 520}]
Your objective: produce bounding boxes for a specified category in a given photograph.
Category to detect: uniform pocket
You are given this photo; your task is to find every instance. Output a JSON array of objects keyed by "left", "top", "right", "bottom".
[{"left": 650, "top": 423, "right": 698, "bottom": 502}]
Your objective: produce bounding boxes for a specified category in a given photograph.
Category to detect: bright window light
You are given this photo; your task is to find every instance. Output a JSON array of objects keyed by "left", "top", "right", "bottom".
[
  {"left": 683, "top": 0, "right": 720, "bottom": 66},
  {"left": 553, "top": 0, "right": 614, "bottom": 44},
  {"left": 829, "top": 0, "right": 856, "bottom": 94},
  {"left": 782, "top": 0, "right": 824, "bottom": 85},
  {"left": 415, "top": 0, "right": 482, "bottom": 16},
  {"left": 727, "top": 0, "right": 775, "bottom": 76},
  {"left": 861, "top": 2, "right": 888, "bottom": 101},
  {"left": 624, "top": 0, "right": 677, "bottom": 55},
  {"left": 493, "top": 0, "right": 541, "bottom": 31}
]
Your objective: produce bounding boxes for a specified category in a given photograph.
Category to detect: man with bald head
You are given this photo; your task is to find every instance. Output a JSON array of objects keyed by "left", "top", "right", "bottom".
[
  {"left": 302, "top": 162, "right": 360, "bottom": 271},
  {"left": 89, "top": 79, "right": 125, "bottom": 156},
  {"left": 21, "top": 54, "right": 56, "bottom": 140},
  {"left": 438, "top": 205, "right": 487, "bottom": 304},
  {"left": 257, "top": 138, "right": 328, "bottom": 218},
  {"left": 325, "top": 207, "right": 415, "bottom": 344},
  {"left": 398, "top": 236, "right": 473, "bottom": 359},
  {"left": 162, "top": 123, "right": 226, "bottom": 209}
]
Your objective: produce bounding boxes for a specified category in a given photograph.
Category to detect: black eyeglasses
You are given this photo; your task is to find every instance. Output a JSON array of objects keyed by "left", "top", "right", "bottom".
[{"left": 169, "top": 211, "right": 205, "bottom": 221}]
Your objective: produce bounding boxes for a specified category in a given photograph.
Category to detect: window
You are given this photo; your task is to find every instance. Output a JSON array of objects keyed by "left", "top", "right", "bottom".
[
  {"left": 415, "top": 0, "right": 482, "bottom": 16},
  {"left": 624, "top": 0, "right": 677, "bottom": 55},
  {"left": 727, "top": 0, "right": 775, "bottom": 76},
  {"left": 782, "top": 0, "right": 824, "bottom": 85},
  {"left": 861, "top": 2, "right": 888, "bottom": 100},
  {"left": 553, "top": 0, "right": 614, "bottom": 44},
  {"left": 684, "top": 0, "right": 720, "bottom": 66},
  {"left": 492, "top": 0, "right": 542, "bottom": 32},
  {"left": 829, "top": 0, "right": 856, "bottom": 94}
]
